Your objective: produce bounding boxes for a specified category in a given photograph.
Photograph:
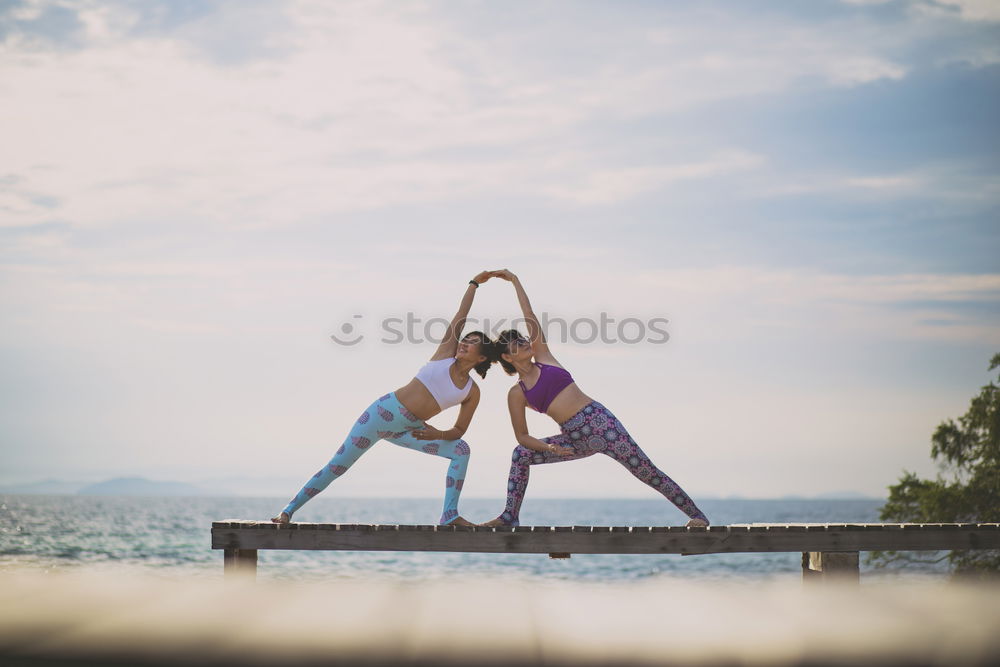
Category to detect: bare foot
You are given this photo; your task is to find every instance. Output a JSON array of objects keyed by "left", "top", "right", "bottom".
[
  {"left": 448, "top": 516, "right": 476, "bottom": 528},
  {"left": 685, "top": 518, "right": 709, "bottom": 528},
  {"left": 271, "top": 512, "right": 291, "bottom": 524},
  {"left": 478, "top": 518, "right": 508, "bottom": 527}
]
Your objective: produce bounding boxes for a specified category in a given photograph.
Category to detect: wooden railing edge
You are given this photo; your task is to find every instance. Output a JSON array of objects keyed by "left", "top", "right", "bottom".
[{"left": 210, "top": 521, "right": 1000, "bottom": 582}]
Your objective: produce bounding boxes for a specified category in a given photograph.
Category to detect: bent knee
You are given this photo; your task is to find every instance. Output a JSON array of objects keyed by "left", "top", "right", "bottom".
[
  {"left": 452, "top": 439, "right": 471, "bottom": 458},
  {"left": 512, "top": 445, "right": 533, "bottom": 462}
]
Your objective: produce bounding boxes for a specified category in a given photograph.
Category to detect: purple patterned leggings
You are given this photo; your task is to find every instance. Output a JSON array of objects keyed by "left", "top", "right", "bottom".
[{"left": 494, "top": 401, "right": 708, "bottom": 526}]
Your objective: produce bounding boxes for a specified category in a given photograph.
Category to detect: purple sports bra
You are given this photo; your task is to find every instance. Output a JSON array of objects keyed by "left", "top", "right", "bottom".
[{"left": 520, "top": 363, "right": 575, "bottom": 413}]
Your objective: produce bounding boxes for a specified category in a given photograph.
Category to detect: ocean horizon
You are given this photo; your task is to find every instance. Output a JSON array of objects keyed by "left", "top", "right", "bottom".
[{"left": 0, "top": 476, "right": 884, "bottom": 501}]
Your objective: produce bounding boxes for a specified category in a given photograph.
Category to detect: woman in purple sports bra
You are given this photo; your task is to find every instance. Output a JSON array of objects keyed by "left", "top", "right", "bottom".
[{"left": 481, "top": 269, "right": 709, "bottom": 528}]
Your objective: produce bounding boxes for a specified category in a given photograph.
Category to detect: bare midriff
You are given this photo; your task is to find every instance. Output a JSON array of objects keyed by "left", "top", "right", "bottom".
[
  {"left": 541, "top": 383, "right": 594, "bottom": 424},
  {"left": 393, "top": 378, "right": 444, "bottom": 421}
]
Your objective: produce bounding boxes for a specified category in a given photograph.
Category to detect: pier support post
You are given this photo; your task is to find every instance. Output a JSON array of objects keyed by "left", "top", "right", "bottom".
[
  {"left": 802, "top": 551, "right": 859, "bottom": 584},
  {"left": 224, "top": 548, "right": 258, "bottom": 579}
]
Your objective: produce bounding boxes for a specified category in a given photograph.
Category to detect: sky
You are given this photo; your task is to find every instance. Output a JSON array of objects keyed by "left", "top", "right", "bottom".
[{"left": 1, "top": 0, "right": 998, "bottom": 511}]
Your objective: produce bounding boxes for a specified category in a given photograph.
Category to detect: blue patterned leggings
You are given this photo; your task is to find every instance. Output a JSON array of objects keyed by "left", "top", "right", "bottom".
[
  {"left": 280, "top": 392, "right": 471, "bottom": 524},
  {"left": 494, "top": 401, "right": 708, "bottom": 526}
]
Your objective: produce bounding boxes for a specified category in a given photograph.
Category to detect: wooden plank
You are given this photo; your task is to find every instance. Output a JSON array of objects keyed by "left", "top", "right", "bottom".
[{"left": 211, "top": 522, "right": 1000, "bottom": 555}]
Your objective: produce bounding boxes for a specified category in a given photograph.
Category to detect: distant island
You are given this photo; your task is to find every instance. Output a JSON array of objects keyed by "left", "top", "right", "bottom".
[
  {"left": 76, "top": 477, "right": 208, "bottom": 496},
  {"left": 0, "top": 479, "right": 86, "bottom": 495},
  {"left": 0, "top": 477, "right": 208, "bottom": 496},
  {"left": 811, "top": 491, "right": 876, "bottom": 500},
  {"left": 718, "top": 492, "right": 881, "bottom": 501}
]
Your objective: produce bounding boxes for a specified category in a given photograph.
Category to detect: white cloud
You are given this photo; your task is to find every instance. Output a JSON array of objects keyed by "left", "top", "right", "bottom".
[
  {"left": 930, "top": 0, "right": 1000, "bottom": 22},
  {"left": 844, "top": 0, "right": 1000, "bottom": 21},
  {"left": 824, "top": 56, "right": 907, "bottom": 85},
  {"left": 751, "top": 161, "right": 1000, "bottom": 206},
  {"left": 558, "top": 267, "right": 1000, "bottom": 346},
  {"left": 843, "top": 176, "right": 918, "bottom": 189},
  {"left": 0, "top": 1, "right": 930, "bottom": 232},
  {"left": 6, "top": 0, "right": 47, "bottom": 22},
  {"left": 540, "top": 151, "right": 766, "bottom": 205}
]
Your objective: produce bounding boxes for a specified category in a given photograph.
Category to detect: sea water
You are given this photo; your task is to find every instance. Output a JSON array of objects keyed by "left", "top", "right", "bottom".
[{"left": 0, "top": 495, "right": 947, "bottom": 582}]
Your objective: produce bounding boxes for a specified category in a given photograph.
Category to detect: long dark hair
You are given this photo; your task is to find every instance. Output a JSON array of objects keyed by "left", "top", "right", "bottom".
[
  {"left": 462, "top": 330, "right": 500, "bottom": 378},
  {"left": 494, "top": 328, "right": 527, "bottom": 376}
]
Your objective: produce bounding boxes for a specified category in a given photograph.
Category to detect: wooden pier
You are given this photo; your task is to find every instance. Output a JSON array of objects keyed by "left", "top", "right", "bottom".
[{"left": 211, "top": 521, "right": 1000, "bottom": 580}]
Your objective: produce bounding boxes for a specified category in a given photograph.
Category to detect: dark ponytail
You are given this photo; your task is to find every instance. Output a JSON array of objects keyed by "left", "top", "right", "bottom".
[{"left": 463, "top": 331, "right": 500, "bottom": 379}]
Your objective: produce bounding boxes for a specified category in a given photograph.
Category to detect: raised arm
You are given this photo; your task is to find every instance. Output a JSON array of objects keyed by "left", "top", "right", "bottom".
[
  {"left": 506, "top": 386, "right": 573, "bottom": 455},
  {"left": 492, "top": 269, "right": 557, "bottom": 364},
  {"left": 430, "top": 271, "right": 493, "bottom": 361}
]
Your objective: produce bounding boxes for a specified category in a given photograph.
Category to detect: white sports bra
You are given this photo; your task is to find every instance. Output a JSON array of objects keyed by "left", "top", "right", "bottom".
[{"left": 414, "top": 358, "right": 473, "bottom": 411}]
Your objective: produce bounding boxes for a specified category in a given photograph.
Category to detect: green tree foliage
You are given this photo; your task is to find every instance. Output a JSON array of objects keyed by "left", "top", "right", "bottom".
[{"left": 877, "top": 353, "right": 1000, "bottom": 576}]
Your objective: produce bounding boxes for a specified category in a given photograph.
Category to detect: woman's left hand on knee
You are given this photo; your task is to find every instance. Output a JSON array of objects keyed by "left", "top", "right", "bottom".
[{"left": 412, "top": 427, "right": 443, "bottom": 440}]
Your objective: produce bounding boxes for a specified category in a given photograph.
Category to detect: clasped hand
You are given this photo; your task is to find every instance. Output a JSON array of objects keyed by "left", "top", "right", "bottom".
[
  {"left": 411, "top": 426, "right": 443, "bottom": 441},
  {"left": 472, "top": 268, "right": 516, "bottom": 284}
]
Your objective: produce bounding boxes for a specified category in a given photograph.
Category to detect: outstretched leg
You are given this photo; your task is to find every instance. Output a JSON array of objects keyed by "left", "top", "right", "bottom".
[
  {"left": 599, "top": 416, "right": 708, "bottom": 524},
  {"left": 273, "top": 393, "right": 417, "bottom": 522},
  {"left": 385, "top": 431, "right": 472, "bottom": 525},
  {"left": 486, "top": 435, "right": 594, "bottom": 526}
]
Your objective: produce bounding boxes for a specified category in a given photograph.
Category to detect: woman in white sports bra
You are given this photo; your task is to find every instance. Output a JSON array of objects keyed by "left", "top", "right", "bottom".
[{"left": 272, "top": 271, "right": 499, "bottom": 527}]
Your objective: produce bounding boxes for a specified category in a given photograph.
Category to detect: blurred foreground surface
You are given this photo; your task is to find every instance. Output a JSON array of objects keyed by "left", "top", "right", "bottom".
[{"left": 1, "top": 570, "right": 998, "bottom": 666}]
